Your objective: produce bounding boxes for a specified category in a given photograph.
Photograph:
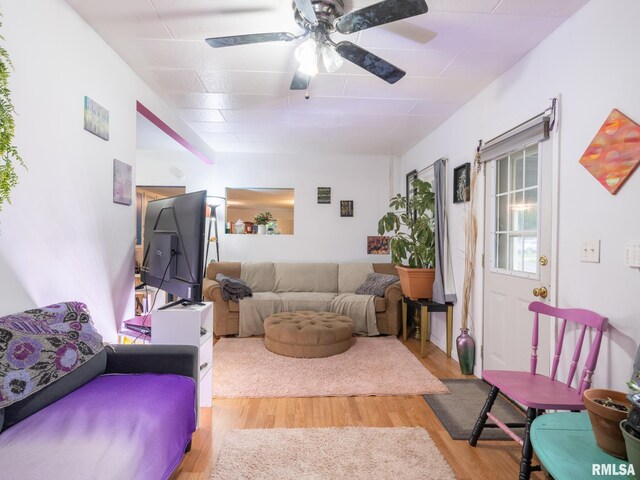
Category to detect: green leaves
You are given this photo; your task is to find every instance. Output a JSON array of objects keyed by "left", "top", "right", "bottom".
[
  {"left": 378, "top": 178, "right": 436, "bottom": 269},
  {"left": 0, "top": 22, "right": 24, "bottom": 213}
]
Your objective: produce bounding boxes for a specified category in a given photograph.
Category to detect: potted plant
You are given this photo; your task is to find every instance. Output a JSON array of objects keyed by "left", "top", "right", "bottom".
[
  {"left": 0, "top": 21, "right": 25, "bottom": 213},
  {"left": 378, "top": 178, "right": 435, "bottom": 300},
  {"left": 584, "top": 388, "right": 631, "bottom": 459},
  {"left": 253, "top": 211, "right": 273, "bottom": 235},
  {"left": 621, "top": 372, "right": 640, "bottom": 472}
]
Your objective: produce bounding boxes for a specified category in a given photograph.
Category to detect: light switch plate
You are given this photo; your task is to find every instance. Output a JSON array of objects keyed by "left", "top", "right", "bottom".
[
  {"left": 625, "top": 243, "right": 640, "bottom": 267},
  {"left": 581, "top": 239, "right": 600, "bottom": 263}
]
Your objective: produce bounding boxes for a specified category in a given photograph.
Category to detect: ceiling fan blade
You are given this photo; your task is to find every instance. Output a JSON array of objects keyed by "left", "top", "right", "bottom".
[
  {"left": 290, "top": 70, "right": 311, "bottom": 90},
  {"left": 206, "top": 32, "right": 297, "bottom": 48},
  {"left": 336, "top": 42, "right": 405, "bottom": 84},
  {"left": 335, "top": 0, "right": 428, "bottom": 35},
  {"left": 293, "top": 0, "right": 318, "bottom": 25}
]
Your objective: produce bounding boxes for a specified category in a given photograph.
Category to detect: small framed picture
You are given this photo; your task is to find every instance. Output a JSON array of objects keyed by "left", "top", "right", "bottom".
[
  {"left": 317, "top": 187, "right": 331, "bottom": 204},
  {"left": 113, "top": 159, "right": 132, "bottom": 206},
  {"left": 340, "top": 200, "right": 353, "bottom": 217},
  {"left": 84, "top": 96, "right": 109, "bottom": 141},
  {"left": 453, "top": 163, "right": 470, "bottom": 203},
  {"left": 367, "top": 236, "right": 390, "bottom": 254}
]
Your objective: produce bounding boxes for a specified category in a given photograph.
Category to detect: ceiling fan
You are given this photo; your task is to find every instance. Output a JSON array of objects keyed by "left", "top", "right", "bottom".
[{"left": 205, "top": 0, "right": 429, "bottom": 90}]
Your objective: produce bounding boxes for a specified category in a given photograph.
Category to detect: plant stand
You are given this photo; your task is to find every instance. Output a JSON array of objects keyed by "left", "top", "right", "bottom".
[{"left": 400, "top": 295, "right": 453, "bottom": 358}]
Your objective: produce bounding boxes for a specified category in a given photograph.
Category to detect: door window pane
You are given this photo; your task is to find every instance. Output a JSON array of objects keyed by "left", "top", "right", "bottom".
[{"left": 493, "top": 143, "right": 540, "bottom": 275}]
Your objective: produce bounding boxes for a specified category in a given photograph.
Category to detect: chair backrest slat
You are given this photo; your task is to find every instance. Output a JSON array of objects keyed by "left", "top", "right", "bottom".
[
  {"left": 531, "top": 312, "right": 539, "bottom": 375},
  {"left": 566, "top": 324, "right": 587, "bottom": 386},
  {"left": 528, "top": 301, "right": 608, "bottom": 390},
  {"left": 550, "top": 319, "right": 567, "bottom": 380}
]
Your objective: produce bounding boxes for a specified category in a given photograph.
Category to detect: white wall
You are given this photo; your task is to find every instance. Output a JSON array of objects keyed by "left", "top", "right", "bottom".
[
  {"left": 0, "top": 0, "right": 215, "bottom": 340},
  {"left": 401, "top": 0, "right": 640, "bottom": 389},
  {"left": 136, "top": 150, "right": 393, "bottom": 263}
]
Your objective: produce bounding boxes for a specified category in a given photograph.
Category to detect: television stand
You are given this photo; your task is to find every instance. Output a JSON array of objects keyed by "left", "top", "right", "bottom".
[{"left": 158, "top": 299, "right": 206, "bottom": 310}]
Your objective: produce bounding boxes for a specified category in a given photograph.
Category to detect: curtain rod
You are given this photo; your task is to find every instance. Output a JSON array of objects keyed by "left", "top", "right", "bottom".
[
  {"left": 417, "top": 157, "right": 447, "bottom": 176},
  {"left": 483, "top": 98, "right": 557, "bottom": 147}
]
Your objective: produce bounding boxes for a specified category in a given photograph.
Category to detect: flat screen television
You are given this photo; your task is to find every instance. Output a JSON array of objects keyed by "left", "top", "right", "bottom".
[{"left": 140, "top": 190, "right": 207, "bottom": 309}]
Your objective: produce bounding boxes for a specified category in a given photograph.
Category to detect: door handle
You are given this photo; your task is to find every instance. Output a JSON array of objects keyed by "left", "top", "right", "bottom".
[{"left": 533, "top": 287, "right": 548, "bottom": 299}]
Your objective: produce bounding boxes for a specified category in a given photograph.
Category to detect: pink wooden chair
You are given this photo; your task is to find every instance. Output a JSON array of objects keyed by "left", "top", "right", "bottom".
[{"left": 469, "top": 301, "right": 608, "bottom": 480}]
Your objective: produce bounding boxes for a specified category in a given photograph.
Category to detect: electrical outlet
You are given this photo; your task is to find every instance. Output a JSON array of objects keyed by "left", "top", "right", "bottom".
[
  {"left": 625, "top": 243, "right": 640, "bottom": 267},
  {"left": 581, "top": 239, "right": 600, "bottom": 263}
]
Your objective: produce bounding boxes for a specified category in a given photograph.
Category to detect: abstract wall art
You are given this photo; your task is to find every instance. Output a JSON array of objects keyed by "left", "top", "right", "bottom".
[
  {"left": 113, "top": 159, "right": 132, "bottom": 206},
  {"left": 83, "top": 96, "right": 109, "bottom": 140},
  {"left": 579, "top": 108, "right": 640, "bottom": 195}
]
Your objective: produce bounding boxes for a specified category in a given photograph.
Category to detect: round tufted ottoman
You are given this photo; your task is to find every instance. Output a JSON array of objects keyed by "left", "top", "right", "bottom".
[{"left": 264, "top": 311, "right": 354, "bottom": 358}]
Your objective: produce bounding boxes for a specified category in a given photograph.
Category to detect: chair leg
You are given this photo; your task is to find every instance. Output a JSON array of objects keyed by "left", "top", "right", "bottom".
[
  {"left": 519, "top": 407, "right": 538, "bottom": 480},
  {"left": 469, "top": 385, "right": 500, "bottom": 446}
]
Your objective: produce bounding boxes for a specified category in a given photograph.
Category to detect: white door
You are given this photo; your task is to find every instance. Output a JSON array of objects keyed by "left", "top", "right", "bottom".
[{"left": 482, "top": 141, "right": 553, "bottom": 374}]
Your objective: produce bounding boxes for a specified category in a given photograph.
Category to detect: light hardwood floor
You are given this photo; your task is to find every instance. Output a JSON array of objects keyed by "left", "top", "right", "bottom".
[{"left": 171, "top": 337, "right": 543, "bottom": 480}]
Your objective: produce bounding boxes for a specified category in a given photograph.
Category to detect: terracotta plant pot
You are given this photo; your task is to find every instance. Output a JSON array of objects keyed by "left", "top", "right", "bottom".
[
  {"left": 395, "top": 266, "right": 435, "bottom": 300},
  {"left": 584, "top": 389, "right": 631, "bottom": 459}
]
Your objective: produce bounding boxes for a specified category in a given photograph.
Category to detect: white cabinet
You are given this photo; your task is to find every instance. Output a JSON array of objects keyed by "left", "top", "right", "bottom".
[{"left": 152, "top": 302, "right": 214, "bottom": 411}]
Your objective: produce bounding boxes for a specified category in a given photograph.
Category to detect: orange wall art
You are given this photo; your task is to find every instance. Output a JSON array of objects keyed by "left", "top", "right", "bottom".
[{"left": 579, "top": 108, "right": 640, "bottom": 195}]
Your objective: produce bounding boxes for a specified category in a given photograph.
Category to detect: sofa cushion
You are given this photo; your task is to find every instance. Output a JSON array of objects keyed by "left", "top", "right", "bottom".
[
  {"left": 278, "top": 292, "right": 337, "bottom": 312},
  {"left": 274, "top": 263, "right": 338, "bottom": 293},
  {"left": 0, "top": 373, "right": 196, "bottom": 480},
  {"left": 338, "top": 263, "right": 374, "bottom": 293},
  {"left": 1, "top": 348, "right": 107, "bottom": 432},
  {"left": 241, "top": 262, "right": 276, "bottom": 292},
  {"left": 207, "top": 261, "right": 241, "bottom": 280},
  {"left": 356, "top": 273, "right": 400, "bottom": 297}
]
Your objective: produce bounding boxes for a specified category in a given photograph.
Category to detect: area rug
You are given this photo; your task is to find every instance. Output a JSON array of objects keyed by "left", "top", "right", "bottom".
[
  {"left": 423, "top": 379, "right": 526, "bottom": 440},
  {"left": 210, "top": 427, "right": 455, "bottom": 480},
  {"left": 212, "top": 336, "right": 448, "bottom": 398}
]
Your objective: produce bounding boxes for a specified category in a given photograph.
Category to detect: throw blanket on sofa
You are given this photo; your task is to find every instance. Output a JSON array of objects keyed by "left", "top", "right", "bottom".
[
  {"left": 238, "top": 294, "right": 379, "bottom": 337},
  {"left": 330, "top": 294, "right": 380, "bottom": 336},
  {"left": 216, "top": 273, "right": 253, "bottom": 302},
  {"left": 0, "top": 302, "right": 104, "bottom": 408}
]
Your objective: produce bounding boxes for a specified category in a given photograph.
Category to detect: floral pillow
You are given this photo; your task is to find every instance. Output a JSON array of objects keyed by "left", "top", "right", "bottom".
[
  {"left": 355, "top": 273, "right": 399, "bottom": 297},
  {"left": 0, "top": 302, "right": 104, "bottom": 409}
]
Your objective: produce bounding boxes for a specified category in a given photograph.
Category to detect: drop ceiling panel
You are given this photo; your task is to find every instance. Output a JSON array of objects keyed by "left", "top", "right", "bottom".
[
  {"left": 288, "top": 96, "right": 417, "bottom": 115},
  {"left": 343, "top": 75, "right": 478, "bottom": 101},
  {"left": 141, "top": 69, "right": 206, "bottom": 93},
  {"left": 177, "top": 109, "right": 226, "bottom": 123},
  {"left": 167, "top": 93, "right": 286, "bottom": 110},
  {"left": 493, "top": 0, "right": 590, "bottom": 17}
]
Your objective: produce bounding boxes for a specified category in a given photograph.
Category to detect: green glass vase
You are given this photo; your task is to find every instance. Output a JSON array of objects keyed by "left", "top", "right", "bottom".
[{"left": 456, "top": 328, "right": 476, "bottom": 375}]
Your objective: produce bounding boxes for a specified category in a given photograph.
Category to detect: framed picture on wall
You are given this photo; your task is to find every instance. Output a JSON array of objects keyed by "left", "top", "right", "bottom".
[
  {"left": 317, "top": 187, "right": 331, "bottom": 204},
  {"left": 83, "top": 96, "right": 109, "bottom": 141},
  {"left": 113, "top": 159, "right": 132, "bottom": 206},
  {"left": 453, "top": 163, "right": 470, "bottom": 203},
  {"left": 340, "top": 200, "right": 353, "bottom": 217}
]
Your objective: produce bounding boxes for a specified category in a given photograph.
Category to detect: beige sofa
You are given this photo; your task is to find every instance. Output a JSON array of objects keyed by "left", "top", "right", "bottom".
[{"left": 203, "top": 262, "right": 402, "bottom": 337}]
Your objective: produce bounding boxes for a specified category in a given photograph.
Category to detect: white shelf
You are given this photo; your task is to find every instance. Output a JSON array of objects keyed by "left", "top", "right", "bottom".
[{"left": 152, "top": 302, "right": 214, "bottom": 416}]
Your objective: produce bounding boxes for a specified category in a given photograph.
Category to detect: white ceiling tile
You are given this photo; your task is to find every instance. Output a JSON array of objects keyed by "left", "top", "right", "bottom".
[
  {"left": 343, "top": 75, "right": 478, "bottom": 101},
  {"left": 189, "top": 122, "right": 291, "bottom": 135},
  {"left": 167, "top": 93, "right": 287, "bottom": 110},
  {"left": 202, "top": 44, "right": 293, "bottom": 73},
  {"left": 439, "top": 51, "right": 522, "bottom": 82},
  {"left": 132, "top": 40, "right": 208, "bottom": 70},
  {"left": 67, "top": 0, "right": 173, "bottom": 39},
  {"left": 288, "top": 96, "right": 417, "bottom": 115},
  {"left": 199, "top": 71, "right": 293, "bottom": 95},
  {"left": 220, "top": 110, "right": 290, "bottom": 124},
  {"left": 493, "top": 0, "right": 590, "bottom": 17},
  {"left": 177, "top": 109, "right": 226, "bottom": 122},
  {"left": 425, "top": 0, "right": 502, "bottom": 14},
  {"left": 409, "top": 99, "right": 459, "bottom": 116},
  {"left": 198, "top": 133, "right": 239, "bottom": 143},
  {"left": 141, "top": 69, "right": 206, "bottom": 93}
]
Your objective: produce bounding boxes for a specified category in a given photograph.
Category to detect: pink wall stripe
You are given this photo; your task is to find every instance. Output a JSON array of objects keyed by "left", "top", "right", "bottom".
[{"left": 136, "top": 101, "right": 214, "bottom": 165}]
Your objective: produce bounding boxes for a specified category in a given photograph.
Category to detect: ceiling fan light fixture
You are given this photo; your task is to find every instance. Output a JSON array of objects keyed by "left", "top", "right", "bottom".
[
  {"left": 321, "top": 44, "right": 343, "bottom": 73},
  {"left": 295, "top": 37, "right": 319, "bottom": 76}
]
